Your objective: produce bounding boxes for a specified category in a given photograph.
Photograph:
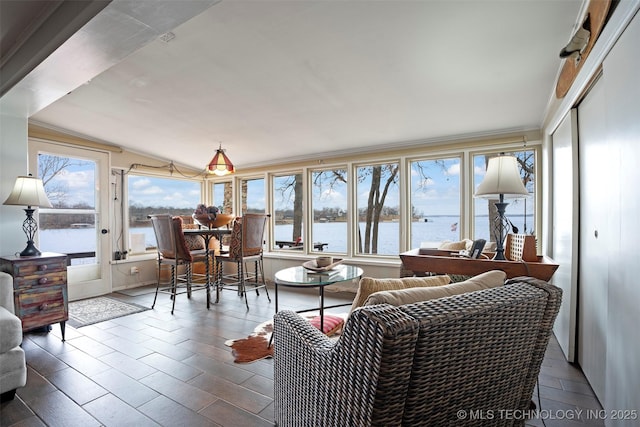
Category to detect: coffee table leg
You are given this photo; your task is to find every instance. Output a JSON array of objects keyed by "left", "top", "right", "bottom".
[
  {"left": 268, "top": 282, "right": 279, "bottom": 348},
  {"left": 319, "top": 287, "right": 324, "bottom": 332}
]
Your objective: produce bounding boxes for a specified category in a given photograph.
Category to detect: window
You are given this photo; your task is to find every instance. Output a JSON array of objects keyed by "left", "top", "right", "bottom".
[
  {"left": 240, "top": 177, "right": 265, "bottom": 214},
  {"left": 38, "top": 154, "right": 98, "bottom": 264},
  {"left": 409, "top": 156, "right": 461, "bottom": 248},
  {"left": 473, "top": 150, "right": 535, "bottom": 242},
  {"left": 311, "top": 168, "right": 347, "bottom": 254},
  {"left": 212, "top": 181, "right": 233, "bottom": 214},
  {"left": 272, "top": 174, "right": 303, "bottom": 251},
  {"left": 355, "top": 162, "right": 400, "bottom": 256},
  {"left": 128, "top": 174, "right": 201, "bottom": 252}
]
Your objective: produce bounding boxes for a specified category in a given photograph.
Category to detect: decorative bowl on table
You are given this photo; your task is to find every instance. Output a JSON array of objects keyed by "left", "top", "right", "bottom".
[
  {"left": 302, "top": 258, "right": 343, "bottom": 272},
  {"left": 192, "top": 213, "right": 235, "bottom": 229}
]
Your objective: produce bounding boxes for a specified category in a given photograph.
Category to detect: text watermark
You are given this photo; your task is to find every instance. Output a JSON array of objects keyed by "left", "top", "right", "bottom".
[{"left": 456, "top": 409, "right": 638, "bottom": 421}]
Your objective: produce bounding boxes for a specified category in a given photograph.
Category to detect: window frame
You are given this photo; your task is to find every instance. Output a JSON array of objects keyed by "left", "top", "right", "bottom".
[
  {"left": 308, "top": 165, "right": 350, "bottom": 256},
  {"left": 125, "top": 170, "right": 204, "bottom": 254},
  {"left": 351, "top": 158, "right": 401, "bottom": 258},
  {"left": 470, "top": 147, "right": 539, "bottom": 244},
  {"left": 406, "top": 153, "right": 464, "bottom": 250},
  {"left": 166, "top": 139, "right": 542, "bottom": 261}
]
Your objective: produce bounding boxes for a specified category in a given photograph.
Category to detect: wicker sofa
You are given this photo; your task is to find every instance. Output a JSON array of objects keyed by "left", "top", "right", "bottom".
[{"left": 273, "top": 276, "right": 561, "bottom": 426}]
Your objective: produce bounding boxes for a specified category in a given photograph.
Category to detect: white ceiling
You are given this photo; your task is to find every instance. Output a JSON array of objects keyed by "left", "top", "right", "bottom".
[{"left": 27, "top": 0, "right": 583, "bottom": 171}]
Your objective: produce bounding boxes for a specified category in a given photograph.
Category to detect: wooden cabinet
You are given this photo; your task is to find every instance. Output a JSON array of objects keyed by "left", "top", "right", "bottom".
[{"left": 0, "top": 252, "right": 68, "bottom": 341}]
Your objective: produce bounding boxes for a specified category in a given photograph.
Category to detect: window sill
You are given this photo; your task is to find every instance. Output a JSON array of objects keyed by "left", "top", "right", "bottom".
[{"left": 111, "top": 252, "right": 156, "bottom": 264}]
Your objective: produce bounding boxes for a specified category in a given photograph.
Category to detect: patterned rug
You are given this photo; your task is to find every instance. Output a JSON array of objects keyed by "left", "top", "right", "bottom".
[{"left": 68, "top": 296, "right": 150, "bottom": 328}]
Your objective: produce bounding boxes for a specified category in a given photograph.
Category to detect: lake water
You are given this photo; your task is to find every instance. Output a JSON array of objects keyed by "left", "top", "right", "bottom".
[{"left": 40, "top": 215, "right": 533, "bottom": 256}]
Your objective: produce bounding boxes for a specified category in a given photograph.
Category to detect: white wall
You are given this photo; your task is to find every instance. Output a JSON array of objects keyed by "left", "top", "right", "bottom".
[{"left": 0, "top": 112, "right": 30, "bottom": 256}]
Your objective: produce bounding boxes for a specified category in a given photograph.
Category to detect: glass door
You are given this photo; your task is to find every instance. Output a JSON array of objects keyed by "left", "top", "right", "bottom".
[{"left": 29, "top": 140, "right": 111, "bottom": 300}]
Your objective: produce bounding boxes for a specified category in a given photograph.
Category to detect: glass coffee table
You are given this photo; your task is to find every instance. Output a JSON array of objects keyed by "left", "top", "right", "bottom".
[{"left": 273, "top": 264, "right": 363, "bottom": 333}]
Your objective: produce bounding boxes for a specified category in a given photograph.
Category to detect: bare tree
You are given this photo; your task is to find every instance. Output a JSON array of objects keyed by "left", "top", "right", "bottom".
[
  {"left": 313, "top": 164, "right": 398, "bottom": 254},
  {"left": 359, "top": 164, "right": 399, "bottom": 253},
  {"left": 38, "top": 154, "right": 90, "bottom": 208}
]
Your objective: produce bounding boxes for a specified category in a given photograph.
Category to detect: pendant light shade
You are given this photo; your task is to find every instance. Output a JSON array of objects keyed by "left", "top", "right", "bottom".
[{"left": 207, "top": 144, "right": 235, "bottom": 176}]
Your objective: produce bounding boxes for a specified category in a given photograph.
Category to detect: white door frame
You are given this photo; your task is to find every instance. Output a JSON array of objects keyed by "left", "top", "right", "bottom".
[{"left": 29, "top": 140, "right": 112, "bottom": 300}]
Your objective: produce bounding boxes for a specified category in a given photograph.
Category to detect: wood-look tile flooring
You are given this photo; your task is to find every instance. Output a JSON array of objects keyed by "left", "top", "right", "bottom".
[{"left": 1, "top": 284, "right": 603, "bottom": 427}]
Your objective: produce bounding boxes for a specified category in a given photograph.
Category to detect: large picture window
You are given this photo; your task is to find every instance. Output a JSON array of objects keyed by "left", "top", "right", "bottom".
[
  {"left": 409, "top": 156, "right": 461, "bottom": 248},
  {"left": 473, "top": 150, "right": 535, "bottom": 243},
  {"left": 212, "top": 181, "right": 233, "bottom": 214},
  {"left": 128, "top": 174, "right": 201, "bottom": 252},
  {"left": 241, "top": 177, "right": 265, "bottom": 214},
  {"left": 311, "top": 168, "right": 347, "bottom": 254},
  {"left": 355, "top": 162, "right": 400, "bottom": 256},
  {"left": 272, "top": 174, "right": 304, "bottom": 251}
]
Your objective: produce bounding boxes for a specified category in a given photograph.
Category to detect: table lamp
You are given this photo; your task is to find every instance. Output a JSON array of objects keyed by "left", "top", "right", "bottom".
[
  {"left": 3, "top": 175, "right": 53, "bottom": 257},
  {"left": 474, "top": 155, "right": 528, "bottom": 260}
]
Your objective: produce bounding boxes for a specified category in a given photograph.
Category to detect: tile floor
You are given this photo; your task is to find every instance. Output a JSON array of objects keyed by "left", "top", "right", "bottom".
[{"left": 1, "top": 284, "right": 603, "bottom": 427}]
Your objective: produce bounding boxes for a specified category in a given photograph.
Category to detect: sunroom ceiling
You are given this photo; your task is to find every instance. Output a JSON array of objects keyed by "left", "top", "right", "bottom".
[{"left": 28, "top": 0, "right": 583, "bottom": 171}]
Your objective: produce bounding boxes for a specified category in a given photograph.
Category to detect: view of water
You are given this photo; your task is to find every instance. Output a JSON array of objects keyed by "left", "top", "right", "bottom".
[{"left": 41, "top": 215, "right": 534, "bottom": 256}]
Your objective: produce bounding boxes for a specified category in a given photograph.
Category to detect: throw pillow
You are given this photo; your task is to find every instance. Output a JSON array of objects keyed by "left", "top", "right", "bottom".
[
  {"left": 350, "top": 275, "right": 451, "bottom": 313},
  {"left": 309, "top": 314, "right": 344, "bottom": 336},
  {"left": 364, "top": 270, "right": 507, "bottom": 306},
  {"left": 184, "top": 234, "right": 205, "bottom": 250},
  {"left": 438, "top": 239, "right": 473, "bottom": 251}
]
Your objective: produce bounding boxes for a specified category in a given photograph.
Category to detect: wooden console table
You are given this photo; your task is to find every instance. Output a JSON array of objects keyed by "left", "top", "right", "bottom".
[
  {"left": 0, "top": 252, "right": 68, "bottom": 341},
  {"left": 400, "top": 248, "right": 559, "bottom": 281}
]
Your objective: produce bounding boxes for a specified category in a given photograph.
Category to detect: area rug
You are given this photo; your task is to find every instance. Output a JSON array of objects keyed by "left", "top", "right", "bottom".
[
  {"left": 225, "top": 313, "right": 346, "bottom": 363},
  {"left": 68, "top": 296, "right": 150, "bottom": 328}
]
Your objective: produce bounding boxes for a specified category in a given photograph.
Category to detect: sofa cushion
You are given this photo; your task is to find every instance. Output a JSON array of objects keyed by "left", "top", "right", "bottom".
[
  {"left": 350, "top": 275, "right": 451, "bottom": 313},
  {"left": 364, "top": 270, "right": 507, "bottom": 306},
  {"left": 0, "top": 306, "right": 22, "bottom": 353}
]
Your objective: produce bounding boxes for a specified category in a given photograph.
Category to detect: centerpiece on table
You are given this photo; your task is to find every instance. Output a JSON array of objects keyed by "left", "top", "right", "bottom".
[{"left": 192, "top": 204, "right": 234, "bottom": 229}]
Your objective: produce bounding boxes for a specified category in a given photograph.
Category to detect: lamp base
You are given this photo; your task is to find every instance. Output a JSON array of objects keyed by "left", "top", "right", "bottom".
[
  {"left": 492, "top": 200, "right": 510, "bottom": 261},
  {"left": 19, "top": 241, "right": 42, "bottom": 257}
]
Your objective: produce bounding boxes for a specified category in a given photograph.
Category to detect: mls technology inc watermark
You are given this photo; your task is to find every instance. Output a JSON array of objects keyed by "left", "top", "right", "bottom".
[{"left": 456, "top": 409, "right": 638, "bottom": 421}]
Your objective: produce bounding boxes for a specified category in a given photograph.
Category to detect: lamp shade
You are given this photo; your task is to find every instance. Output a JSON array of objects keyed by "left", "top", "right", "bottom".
[
  {"left": 207, "top": 145, "right": 235, "bottom": 176},
  {"left": 3, "top": 176, "right": 53, "bottom": 208},
  {"left": 475, "top": 155, "right": 528, "bottom": 199}
]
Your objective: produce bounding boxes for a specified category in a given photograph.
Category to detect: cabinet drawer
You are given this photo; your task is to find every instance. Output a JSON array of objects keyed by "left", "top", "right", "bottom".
[
  {"left": 13, "top": 271, "right": 66, "bottom": 289},
  {"left": 16, "top": 286, "right": 68, "bottom": 331},
  {"left": 11, "top": 258, "right": 66, "bottom": 276}
]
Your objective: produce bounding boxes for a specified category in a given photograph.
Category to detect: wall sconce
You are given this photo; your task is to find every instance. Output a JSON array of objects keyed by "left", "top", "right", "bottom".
[
  {"left": 474, "top": 154, "right": 528, "bottom": 260},
  {"left": 3, "top": 175, "right": 53, "bottom": 257},
  {"left": 207, "top": 144, "right": 235, "bottom": 176}
]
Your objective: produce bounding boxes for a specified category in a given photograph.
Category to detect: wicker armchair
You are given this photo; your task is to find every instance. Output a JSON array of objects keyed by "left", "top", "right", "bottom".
[{"left": 274, "top": 277, "right": 561, "bottom": 426}]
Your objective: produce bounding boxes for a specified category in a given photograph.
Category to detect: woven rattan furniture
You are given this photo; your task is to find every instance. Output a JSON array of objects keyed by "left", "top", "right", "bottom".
[{"left": 274, "top": 276, "right": 561, "bottom": 426}]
